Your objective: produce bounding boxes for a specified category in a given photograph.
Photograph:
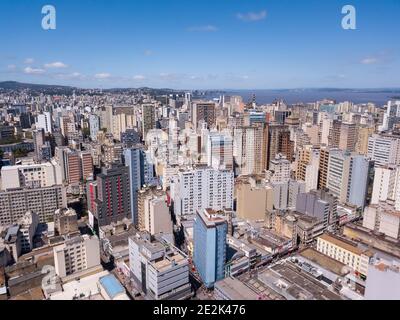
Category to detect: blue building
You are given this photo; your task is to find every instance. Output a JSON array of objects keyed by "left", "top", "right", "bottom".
[
  {"left": 193, "top": 209, "right": 227, "bottom": 288},
  {"left": 348, "top": 155, "right": 373, "bottom": 208},
  {"left": 124, "top": 146, "right": 157, "bottom": 226}
]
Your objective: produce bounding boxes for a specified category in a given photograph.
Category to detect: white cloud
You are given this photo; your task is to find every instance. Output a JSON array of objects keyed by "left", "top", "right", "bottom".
[
  {"left": 44, "top": 61, "right": 68, "bottom": 69},
  {"left": 237, "top": 10, "right": 267, "bottom": 22},
  {"left": 24, "top": 67, "right": 45, "bottom": 75},
  {"left": 187, "top": 25, "right": 218, "bottom": 32},
  {"left": 94, "top": 73, "right": 111, "bottom": 79},
  {"left": 24, "top": 58, "right": 35, "bottom": 64},
  {"left": 133, "top": 75, "right": 146, "bottom": 80},
  {"left": 361, "top": 57, "right": 379, "bottom": 65},
  {"left": 7, "top": 64, "right": 16, "bottom": 70}
]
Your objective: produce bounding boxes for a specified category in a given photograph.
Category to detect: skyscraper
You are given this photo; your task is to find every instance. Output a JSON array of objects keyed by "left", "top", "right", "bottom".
[
  {"left": 36, "top": 112, "right": 52, "bottom": 134},
  {"left": 89, "top": 114, "right": 100, "bottom": 141},
  {"left": 329, "top": 120, "right": 357, "bottom": 152},
  {"left": 124, "top": 146, "right": 156, "bottom": 226},
  {"left": 141, "top": 104, "right": 156, "bottom": 140},
  {"left": 368, "top": 133, "right": 400, "bottom": 166},
  {"left": 207, "top": 131, "right": 234, "bottom": 170},
  {"left": 192, "top": 102, "right": 216, "bottom": 130},
  {"left": 193, "top": 209, "right": 228, "bottom": 288},
  {"left": 170, "top": 167, "right": 234, "bottom": 217},
  {"left": 88, "top": 164, "right": 131, "bottom": 230}
]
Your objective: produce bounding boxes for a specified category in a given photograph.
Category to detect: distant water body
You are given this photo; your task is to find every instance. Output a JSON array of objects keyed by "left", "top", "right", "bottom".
[{"left": 205, "top": 89, "right": 400, "bottom": 106}]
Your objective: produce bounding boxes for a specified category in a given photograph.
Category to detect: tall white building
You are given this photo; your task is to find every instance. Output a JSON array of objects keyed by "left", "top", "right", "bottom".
[
  {"left": 170, "top": 167, "right": 234, "bottom": 216},
  {"left": 327, "top": 150, "right": 371, "bottom": 207},
  {"left": 379, "top": 100, "right": 400, "bottom": 132},
  {"left": 368, "top": 134, "right": 400, "bottom": 166},
  {"left": 269, "top": 154, "right": 291, "bottom": 183},
  {"left": 36, "top": 112, "right": 52, "bottom": 134},
  {"left": 233, "top": 125, "right": 266, "bottom": 175},
  {"left": 371, "top": 165, "right": 400, "bottom": 205}
]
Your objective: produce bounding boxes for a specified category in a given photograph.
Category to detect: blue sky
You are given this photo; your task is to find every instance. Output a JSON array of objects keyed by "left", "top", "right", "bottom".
[{"left": 0, "top": 0, "right": 399, "bottom": 89}]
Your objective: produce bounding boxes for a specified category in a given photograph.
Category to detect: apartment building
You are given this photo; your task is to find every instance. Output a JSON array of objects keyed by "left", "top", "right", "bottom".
[
  {"left": 170, "top": 166, "right": 234, "bottom": 217},
  {"left": 53, "top": 234, "right": 101, "bottom": 278},
  {"left": 0, "top": 185, "right": 67, "bottom": 226}
]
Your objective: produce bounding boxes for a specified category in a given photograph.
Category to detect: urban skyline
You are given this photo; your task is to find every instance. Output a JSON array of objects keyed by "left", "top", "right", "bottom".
[{"left": 1, "top": 0, "right": 400, "bottom": 306}]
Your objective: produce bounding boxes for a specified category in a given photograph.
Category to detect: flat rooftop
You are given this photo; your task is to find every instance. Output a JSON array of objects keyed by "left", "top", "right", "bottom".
[
  {"left": 299, "top": 248, "right": 349, "bottom": 276},
  {"left": 215, "top": 277, "right": 260, "bottom": 300},
  {"left": 9, "top": 287, "right": 44, "bottom": 301},
  {"left": 255, "top": 261, "right": 343, "bottom": 300},
  {"left": 319, "top": 233, "right": 364, "bottom": 255},
  {"left": 151, "top": 252, "right": 187, "bottom": 273}
]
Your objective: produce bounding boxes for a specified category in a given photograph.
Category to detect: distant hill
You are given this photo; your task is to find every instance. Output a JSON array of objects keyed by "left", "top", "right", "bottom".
[
  {"left": 0, "top": 81, "right": 75, "bottom": 91},
  {"left": 0, "top": 81, "right": 80, "bottom": 96}
]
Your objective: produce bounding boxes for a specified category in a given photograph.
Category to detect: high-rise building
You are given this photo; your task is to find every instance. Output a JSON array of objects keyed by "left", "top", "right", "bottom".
[
  {"left": 170, "top": 167, "right": 234, "bottom": 217},
  {"left": 327, "top": 150, "right": 371, "bottom": 207},
  {"left": 268, "top": 124, "right": 294, "bottom": 166},
  {"left": 137, "top": 187, "right": 168, "bottom": 232},
  {"left": 88, "top": 164, "right": 131, "bottom": 230},
  {"left": 192, "top": 102, "right": 216, "bottom": 130},
  {"left": 193, "top": 209, "right": 228, "bottom": 288},
  {"left": 33, "top": 129, "right": 45, "bottom": 161},
  {"left": 141, "top": 104, "right": 156, "bottom": 140},
  {"left": 89, "top": 114, "right": 100, "bottom": 141},
  {"left": 56, "top": 147, "right": 93, "bottom": 184},
  {"left": 0, "top": 185, "right": 67, "bottom": 225},
  {"left": 80, "top": 151, "right": 94, "bottom": 181},
  {"left": 36, "top": 112, "right": 52, "bottom": 134},
  {"left": 269, "top": 154, "right": 291, "bottom": 183},
  {"left": 236, "top": 176, "right": 274, "bottom": 221},
  {"left": 329, "top": 121, "right": 357, "bottom": 152},
  {"left": 368, "top": 134, "right": 400, "bottom": 166},
  {"left": 207, "top": 131, "right": 233, "bottom": 170},
  {"left": 356, "top": 126, "right": 375, "bottom": 155},
  {"left": 379, "top": 100, "right": 400, "bottom": 132},
  {"left": 295, "top": 145, "right": 320, "bottom": 192},
  {"left": 124, "top": 147, "right": 156, "bottom": 226},
  {"left": 121, "top": 129, "right": 141, "bottom": 148},
  {"left": 318, "top": 145, "right": 331, "bottom": 190},
  {"left": 233, "top": 124, "right": 268, "bottom": 175},
  {"left": 371, "top": 165, "right": 399, "bottom": 205},
  {"left": 66, "top": 151, "right": 81, "bottom": 185}
]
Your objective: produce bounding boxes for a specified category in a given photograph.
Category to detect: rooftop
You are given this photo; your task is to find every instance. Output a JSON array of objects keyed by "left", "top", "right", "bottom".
[
  {"left": 319, "top": 233, "right": 364, "bottom": 256},
  {"left": 99, "top": 274, "right": 126, "bottom": 299},
  {"left": 299, "top": 248, "right": 349, "bottom": 276},
  {"left": 215, "top": 277, "right": 260, "bottom": 300}
]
